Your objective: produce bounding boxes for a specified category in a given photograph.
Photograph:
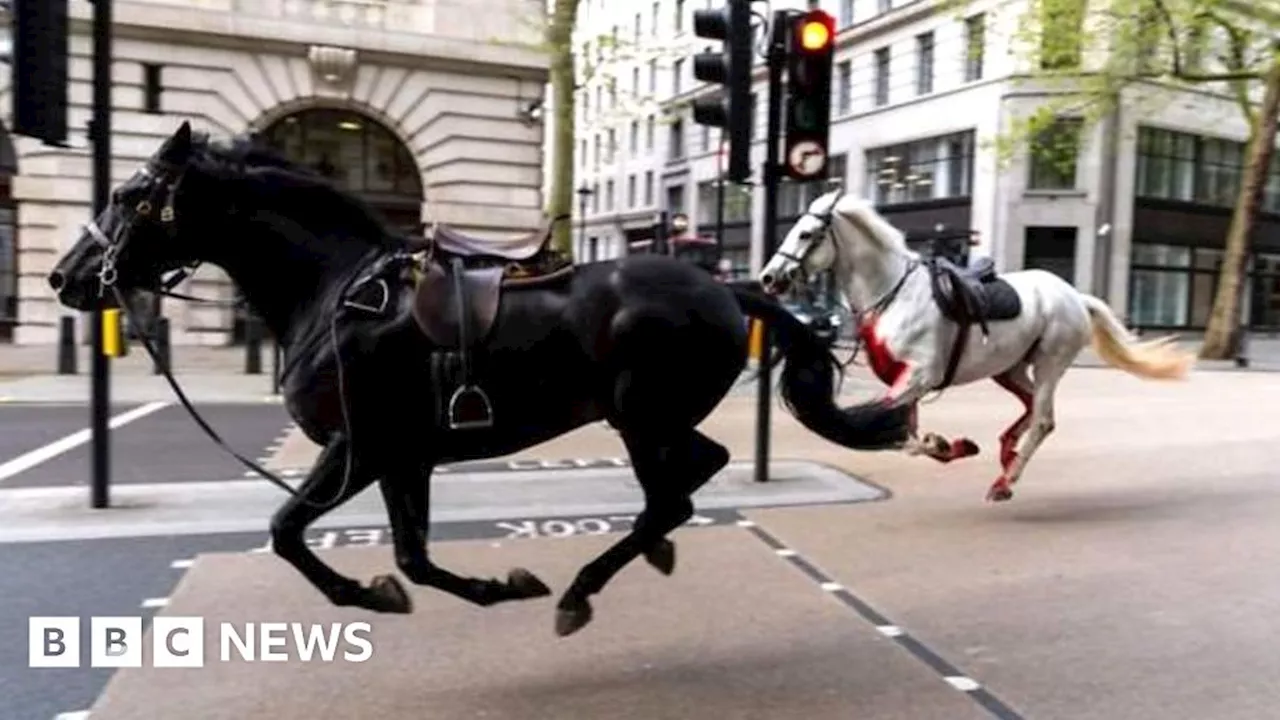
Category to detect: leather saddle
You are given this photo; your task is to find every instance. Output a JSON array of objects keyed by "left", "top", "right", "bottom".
[
  {"left": 407, "top": 216, "right": 574, "bottom": 431},
  {"left": 925, "top": 256, "right": 1023, "bottom": 389}
]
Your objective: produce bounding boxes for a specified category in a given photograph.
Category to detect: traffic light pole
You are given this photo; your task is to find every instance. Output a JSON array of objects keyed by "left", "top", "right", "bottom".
[
  {"left": 753, "top": 10, "right": 790, "bottom": 484},
  {"left": 89, "top": 0, "right": 113, "bottom": 509}
]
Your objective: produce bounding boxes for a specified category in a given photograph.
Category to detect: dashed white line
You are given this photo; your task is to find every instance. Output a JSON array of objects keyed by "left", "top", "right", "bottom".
[
  {"left": 819, "top": 581, "right": 844, "bottom": 592},
  {"left": 170, "top": 559, "right": 194, "bottom": 569},
  {"left": 735, "top": 519, "right": 756, "bottom": 528},
  {"left": 877, "top": 625, "right": 904, "bottom": 637},
  {"left": 53, "top": 711, "right": 90, "bottom": 720},
  {"left": 945, "top": 676, "right": 982, "bottom": 692},
  {"left": 774, "top": 548, "right": 797, "bottom": 557},
  {"left": 140, "top": 597, "right": 169, "bottom": 609}
]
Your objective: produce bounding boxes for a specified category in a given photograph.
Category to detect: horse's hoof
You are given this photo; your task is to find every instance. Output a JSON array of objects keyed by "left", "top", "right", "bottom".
[
  {"left": 954, "top": 438, "right": 980, "bottom": 457},
  {"left": 366, "top": 574, "right": 413, "bottom": 613},
  {"left": 645, "top": 538, "right": 677, "bottom": 576},
  {"left": 554, "top": 601, "right": 594, "bottom": 637},
  {"left": 987, "top": 485, "right": 1014, "bottom": 502},
  {"left": 507, "top": 567, "right": 552, "bottom": 599}
]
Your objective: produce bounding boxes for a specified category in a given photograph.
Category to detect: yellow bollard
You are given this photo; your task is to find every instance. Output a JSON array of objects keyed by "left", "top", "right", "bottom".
[
  {"left": 747, "top": 318, "right": 763, "bottom": 361},
  {"left": 102, "top": 308, "right": 122, "bottom": 358}
]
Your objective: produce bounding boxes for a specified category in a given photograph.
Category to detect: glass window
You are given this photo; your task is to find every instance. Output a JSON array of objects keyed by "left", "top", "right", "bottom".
[
  {"left": 1027, "top": 118, "right": 1082, "bottom": 190},
  {"left": 1129, "top": 269, "right": 1189, "bottom": 326},
  {"left": 865, "top": 131, "right": 975, "bottom": 206}
]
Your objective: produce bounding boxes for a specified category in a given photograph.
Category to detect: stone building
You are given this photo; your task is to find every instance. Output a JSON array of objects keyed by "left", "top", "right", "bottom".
[{"left": 0, "top": 0, "right": 550, "bottom": 345}]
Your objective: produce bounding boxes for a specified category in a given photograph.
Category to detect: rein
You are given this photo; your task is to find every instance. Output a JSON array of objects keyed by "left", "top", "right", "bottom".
[{"left": 86, "top": 161, "right": 355, "bottom": 511}]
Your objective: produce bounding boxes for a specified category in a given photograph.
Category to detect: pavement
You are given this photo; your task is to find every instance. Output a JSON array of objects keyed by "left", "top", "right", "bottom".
[{"left": 2, "top": 364, "right": 1280, "bottom": 718}]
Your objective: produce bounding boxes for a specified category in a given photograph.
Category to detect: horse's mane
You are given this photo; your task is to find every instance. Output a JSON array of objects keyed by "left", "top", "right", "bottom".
[
  {"left": 191, "top": 132, "right": 408, "bottom": 250},
  {"left": 830, "top": 192, "right": 913, "bottom": 255}
]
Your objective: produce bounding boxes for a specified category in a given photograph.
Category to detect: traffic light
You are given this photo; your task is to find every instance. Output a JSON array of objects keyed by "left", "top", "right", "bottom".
[
  {"left": 10, "top": 0, "right": 70, "bottom": 146},
  {"left": 691, "top": 0, "right": 754, "bottom": 183},
  {"left": 783, "top": 9, "right": 835, "bottom": 181}
]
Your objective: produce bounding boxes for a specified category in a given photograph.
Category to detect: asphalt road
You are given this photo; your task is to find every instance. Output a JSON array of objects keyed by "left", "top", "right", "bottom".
[
  {"left": 0, "top": 510, "right": 741, "bottom": 720},
  {"left": 0, "top": 402, "right": 294, "bottom": 488}
]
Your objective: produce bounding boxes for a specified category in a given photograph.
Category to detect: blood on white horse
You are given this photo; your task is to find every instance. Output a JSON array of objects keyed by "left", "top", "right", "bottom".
[{"left": 760, "top": 189, "right": 1195, "bottom": 502}]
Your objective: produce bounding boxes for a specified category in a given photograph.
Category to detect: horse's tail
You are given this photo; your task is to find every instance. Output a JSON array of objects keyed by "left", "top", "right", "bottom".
[
  {"left": 1079, "top": 294, "right": 1194, "bottom": 380},
  {"left": 728, "top": 284, "right": 911, "bottom": 450}
]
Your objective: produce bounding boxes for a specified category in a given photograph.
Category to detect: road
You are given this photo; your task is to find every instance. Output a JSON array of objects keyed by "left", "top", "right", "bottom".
[{"left": 2, "top": 367, "right": 1280, "bottom": 719}]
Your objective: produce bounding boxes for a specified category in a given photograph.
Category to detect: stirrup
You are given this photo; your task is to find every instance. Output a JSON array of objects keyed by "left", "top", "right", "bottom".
[{"left": 448, "top": 384, "right": 494, "bottom": 430}]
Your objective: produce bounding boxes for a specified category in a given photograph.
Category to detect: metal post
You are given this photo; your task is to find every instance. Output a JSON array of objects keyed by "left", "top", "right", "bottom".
[
  {"left": 152, "top": 316, "right": 171, "bottom": 375},
  {"left": 272, "top": 338, "right": 283, "bottom": 395},
  {"left": 244, "top": 315, "right": 263, "bottom": 375},
  {"left": 754, "top": 11, "right": 789, "bottom": 484},
  {"left": 715, "top": 140, "right": 727, "bottom": 265},
  {"left": 89, "top": 0, "right": 113, "bottom": 509}
]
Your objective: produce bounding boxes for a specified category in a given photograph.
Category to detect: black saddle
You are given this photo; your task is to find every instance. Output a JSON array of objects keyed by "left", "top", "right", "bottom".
[
  {"left": 927, "top": 256, "right": 1022, "bottom": 330},
  {"left": 925, "top": 256, "right": 1023, "bottom": 389}
]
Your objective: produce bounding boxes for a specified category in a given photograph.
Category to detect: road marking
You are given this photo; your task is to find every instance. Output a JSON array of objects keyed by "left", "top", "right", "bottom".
[
  {"left": 170, "top": 558, "right": 194, "bottom": 569},
  {"left": 0, "top": 401, "right": 170, "bottom": 483},
  {"left": 946, "top": 676, "right": 982, "bottom": 692},
  {"left": 140, "top": 597, "right": 169, "bottom": 608},
  {"left": 54, "top": 711, "right": 90, "bottom": 720},
  {"left": 740, "top": 521, "right": 1025, "bottom": 720}
]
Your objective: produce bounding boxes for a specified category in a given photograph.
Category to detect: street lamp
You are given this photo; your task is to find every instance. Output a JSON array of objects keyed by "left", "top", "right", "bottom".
[{"left": 576, "top": 184, "right": 594, "bottom": 260}]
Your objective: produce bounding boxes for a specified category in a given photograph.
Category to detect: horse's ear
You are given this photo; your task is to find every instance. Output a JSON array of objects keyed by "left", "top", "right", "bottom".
[{"left": 158, "top": 121, "right": 194, "bottom": 164}]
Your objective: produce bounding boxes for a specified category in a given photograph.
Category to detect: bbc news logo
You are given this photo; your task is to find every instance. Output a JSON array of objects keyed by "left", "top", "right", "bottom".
[{"left": 29, "top": 617, "right": 373, "bottom": 668}]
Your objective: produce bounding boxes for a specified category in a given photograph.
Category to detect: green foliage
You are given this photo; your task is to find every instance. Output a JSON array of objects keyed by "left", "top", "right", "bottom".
[{"left": 942, "top": 0, "right": 1277, "bottom": 171}]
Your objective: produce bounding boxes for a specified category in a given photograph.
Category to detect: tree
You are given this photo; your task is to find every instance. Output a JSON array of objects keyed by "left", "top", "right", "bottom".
[
  {"left": 945, "top": 0, "right": 1279, "bottom": 357},
  {"left": 545, "top": 0, "right": 580, "bottom": 254}
]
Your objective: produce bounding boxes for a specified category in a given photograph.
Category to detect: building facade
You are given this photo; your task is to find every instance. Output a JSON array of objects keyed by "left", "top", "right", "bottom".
[
  {"left": 571, "top": 0, "right": 1280, "bottom": 331},
  {"left": 1, "top": 0, "right": 549, "bottom": 345}
]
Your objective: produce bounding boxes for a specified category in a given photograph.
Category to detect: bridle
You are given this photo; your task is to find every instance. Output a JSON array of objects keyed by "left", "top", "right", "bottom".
[
  {"left": 80, "top": 156, "right": 341, "bottom": 508},
  {"left": 83, "top": 162, "right": 223, "bottom": 305}
]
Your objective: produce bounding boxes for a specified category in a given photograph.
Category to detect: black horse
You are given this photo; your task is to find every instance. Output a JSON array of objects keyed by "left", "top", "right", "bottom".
[{"left": 49, "top": 122, "right": 910, "bottom": 636}]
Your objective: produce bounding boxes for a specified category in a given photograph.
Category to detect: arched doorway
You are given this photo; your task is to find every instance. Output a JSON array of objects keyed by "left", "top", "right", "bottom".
[
  {"left": 0, "top": 124, "right": 17, "bottom": 344},
  {"left": 228, "top": 108, "right": 424, "bottom": 343},
  {"left": 260, "top": 108, "right": 424, "bottom": 232}
]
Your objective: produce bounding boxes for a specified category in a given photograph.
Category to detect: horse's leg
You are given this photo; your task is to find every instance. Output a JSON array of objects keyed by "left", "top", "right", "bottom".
[
  {"left": 992, "top": 363, "right": 1035, "bottom": 470},
  {"left": 269, "top": 437, "right": 410, "bottom": 612},
  {"left": 554, "top": 427, "right": 729, "bottom": 637},
  {"left": 889, "top": 363, "right": 978, "bottom": 462},
  {"left": 987, "top": 357, "right": 1069, "bottom": 502},
  {"left": 377, "top": 464, "right": 551, "bottom": 607}
]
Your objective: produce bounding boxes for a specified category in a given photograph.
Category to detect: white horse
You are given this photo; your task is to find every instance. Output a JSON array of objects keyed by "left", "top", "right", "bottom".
[{"left": 759, "top": 189, "right": 1194, "bottom": 501}]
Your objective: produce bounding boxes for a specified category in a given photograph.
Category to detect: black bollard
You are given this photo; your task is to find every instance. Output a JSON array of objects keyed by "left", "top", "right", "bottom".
[
  {"left": 244, "top": 315, "right": 263, "bottom": 375},
  {"left": 57, "top": 316, "right": 77, "bottom": 375},
  {"left": 152, "top": 317, "right": 171, "bottom": 375},
  {"left": 271, "top": 339, "right": 282, "bottom": 395}
]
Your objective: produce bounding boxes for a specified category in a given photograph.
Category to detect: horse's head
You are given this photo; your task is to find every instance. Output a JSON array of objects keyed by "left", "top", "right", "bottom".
[
  {"left": 49, "top": 121, "right": 223, "bottom": 311},
  {"left": 759, "top": 188, "right": 848, "bottom": 295}
]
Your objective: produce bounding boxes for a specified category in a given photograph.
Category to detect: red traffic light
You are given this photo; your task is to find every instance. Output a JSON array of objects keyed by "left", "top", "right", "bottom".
[{"left": 796, "top": 10, "right": 835, "bottom": 52}]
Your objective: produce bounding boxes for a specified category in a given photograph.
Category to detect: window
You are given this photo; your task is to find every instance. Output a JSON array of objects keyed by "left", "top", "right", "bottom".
[
  {"left": 878, "top": 0, "right": 891, "bottom": 13},
  {"left": 1040, "top": 0, "right": 1085, "bottom": 69},
  {"left": 605, "top": 179, "right": 615, "bottom": 211},
  {"left": 1135, "top": 127, "right": 1196, "bottom": 201},
  {"left": 964, "top": 14, "right": 985, "bottom": 81},
  {"left": 651, "top": 2, "right": 660, "bottom": 35},
  {"left": 630, "top": 120, "right": 639, "bottom": 154},
  {"left": 1027, "top": 118, "right": 1083, "bottom": 191},
  {"left": 780, "top": 153, "right": 848, "bottom": 218},
  {"left": 669, "top": 117, "right": 685, "bottom": 160},
  {"left": 915, "top": 32, "right": 934, "bottom": 95},
  {"left": 672, "top": 58, "right": 684, "bottom": 95},
  {"left": 837, "top": 60, "right": 852, "bottom": 114},
  {"left": 675, "top": 0, "right": 685, "bottom": 32},
  {"left": 646, "top": 115, "right": 656, "bottom": 151},
  {"left": 1129, "top": 244, "right": 1191, "bottom": 327},
  {"left": 839, "top": 0, "right": 854, "bottom": 26},
  {"left": 644, "top": 170, "right": 655, "bottom": 205},
  {"left": 592, "top": 183, "right": 600, "bottom": 213},
  {"left": 606, "top": 129, "right": 617, "bottom": 164},
  {"left": 648, "top": 59, "right": 658, "bottom": 93},
  {"left": 593, "top": 134, "right": 601, "bottom": 169},
  {"left": 697, "top": 181, "right": 753, "bottom": 225},
  {"left": 874, "top": 48, "right": 890, "bottom": 106},
  {"left": 666, "top": 184, "right": 686, "bottom": 215},
  {"left": 628, "top": 175, "right": 637, "bottom": 207},
  {"left": 1199, "top": 138, "right": 1242, "bottom": 206},
  {"left": 864, "top": 131, "right": 975, "bottom": 206},
  {"left": 632, "top": 67, "right": 640, "bottom": 95},
  {"left": 634, "top": 12, "right": 642, "bottom": 43},
  {"left": 142, "top": 63, "right": 163, "bottom": 114},
  {"left": 579, "top": 139, "right": 587, "bottom": 168}
]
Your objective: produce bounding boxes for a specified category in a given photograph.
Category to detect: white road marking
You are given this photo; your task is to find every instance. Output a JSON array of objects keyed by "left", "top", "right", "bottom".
[
  {"left": 774, "top": 548, "right": 797, "bottom": 557},
  {"left": 945, "top": 676, "right": 981, "bottom": 692},
  {"left": 170, "top": 559, "right": 194, "bottom": 569},
  {"left": 140, "top": 597, "right": 169, "bottom": 609},
  {"left": 53, "top": 711, "right": 90, "bottom": 720},
  {"left": 877, "top": 625, "right": 904, "bottom": 637},
  {"left": 735, "top": 519, "right": 756, "bottom": 528},
  {"left": 0, "top": 402, "right": 170, "bottom": 483},
  {"left": 820, "top": 581, "right": 844, "bottom": 592}
]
